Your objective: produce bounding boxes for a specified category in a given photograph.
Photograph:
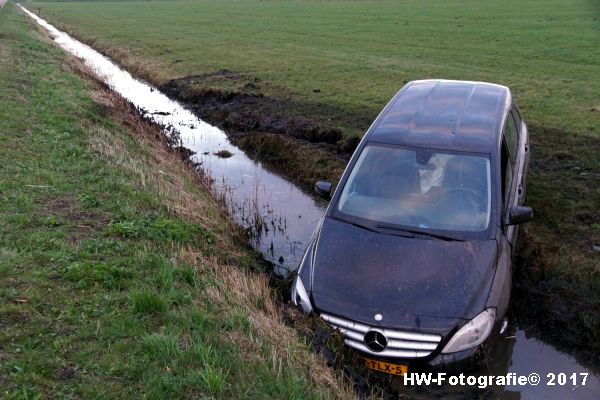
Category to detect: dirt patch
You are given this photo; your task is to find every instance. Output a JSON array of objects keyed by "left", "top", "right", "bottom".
[
  {"left": 0, "top": 310, "right": 29, "bottom": 327},
  {"left": 37, "top": 195, "right": 108, "bottom": 245},
  {"left": 214, "top": 149, "right": 233, "bottom": 159},
  {"left": 159, "top": 71, "right": 355, "bottom": 147},
  {"left": 56, "top": 366, "right": 77, "bottom": 380},
  {"left": 159, "top": 71, "right": 360, "bottom": 188},
  {"left": 173, "top": 146, "right": 196, "bottom": 161},
  {"left": 233, "top": 132, "right": 346, "bottom": 187}
]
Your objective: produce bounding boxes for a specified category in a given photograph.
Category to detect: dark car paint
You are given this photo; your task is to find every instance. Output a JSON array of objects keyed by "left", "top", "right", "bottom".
[
  {"left": 295, "top": 80, "right": 531, "bottom": 369},
  {"left": 310, "top": 217, "right": 497, "bottom": 332},
  {"left": 370, "top": 80, "right": 507, "bottom": 154},
  {"left": 486, "top": 234, "right": 512, "bottom": 318}
]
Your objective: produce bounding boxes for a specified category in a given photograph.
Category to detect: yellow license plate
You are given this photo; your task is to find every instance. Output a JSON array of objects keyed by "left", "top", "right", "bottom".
[{"left": 363, "top": 357, "right": 408, "bottom": 376}]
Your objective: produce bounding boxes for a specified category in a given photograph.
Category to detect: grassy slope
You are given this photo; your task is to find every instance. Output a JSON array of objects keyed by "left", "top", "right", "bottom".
[
  {"left": 28, "top": 0, "right": 600, "bottom": 363},
  {"left": 0, "top": 4, "right": 352, "bottom": 399}
]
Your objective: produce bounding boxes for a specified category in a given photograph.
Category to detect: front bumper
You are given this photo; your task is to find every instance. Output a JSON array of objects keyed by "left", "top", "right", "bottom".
[
  {"left": 322, "top": 311, "right": 502, "bottom": 373},
  {"left": 357, "top": 321, "right": 502, "bottom": 374}
]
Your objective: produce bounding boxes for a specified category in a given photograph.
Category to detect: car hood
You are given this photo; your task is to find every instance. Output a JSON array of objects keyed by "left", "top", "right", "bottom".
[{"left": 311, "top": 217, "right": 497, "bottom": 332}]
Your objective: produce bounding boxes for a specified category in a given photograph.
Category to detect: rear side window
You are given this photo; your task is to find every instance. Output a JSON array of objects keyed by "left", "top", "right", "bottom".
[{"left": 503, "top": 112, "right": 518, "bottom": 163}]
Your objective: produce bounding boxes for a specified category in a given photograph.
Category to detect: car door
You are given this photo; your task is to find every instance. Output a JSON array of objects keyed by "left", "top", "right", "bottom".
[{"left": 492, "top": 130, "right": 516, "bottom": 315}]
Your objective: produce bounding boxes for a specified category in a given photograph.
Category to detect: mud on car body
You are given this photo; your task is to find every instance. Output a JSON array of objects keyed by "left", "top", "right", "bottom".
[{"left": 292, "top": 80, "right": 532, "bottom": 373}]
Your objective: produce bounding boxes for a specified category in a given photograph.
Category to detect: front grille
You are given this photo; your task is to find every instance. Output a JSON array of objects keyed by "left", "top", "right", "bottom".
[{"left": 321, "top": 313, "right": 442, "bottom": 358}]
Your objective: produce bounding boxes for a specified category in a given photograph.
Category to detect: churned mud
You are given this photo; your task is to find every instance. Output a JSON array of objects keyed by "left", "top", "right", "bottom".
[
  {"left": 160, "top": 70, "right": 348, "bottom": 144},
  {"left": 159, "top": 70, "right": 358, "bottom": 188}
]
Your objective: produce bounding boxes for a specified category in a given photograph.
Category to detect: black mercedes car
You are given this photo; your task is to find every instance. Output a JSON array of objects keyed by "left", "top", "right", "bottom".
[{"left": 292, "top": 79, "right": 532, "bottom": 375}]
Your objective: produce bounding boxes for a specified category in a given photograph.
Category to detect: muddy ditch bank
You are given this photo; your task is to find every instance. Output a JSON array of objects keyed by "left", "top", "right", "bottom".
[
  {"left": 159, "top": 69, "right": 361, "bottom": 148},
  {"left": 159, "top": 71, "right": 360, "bottom": 188}
]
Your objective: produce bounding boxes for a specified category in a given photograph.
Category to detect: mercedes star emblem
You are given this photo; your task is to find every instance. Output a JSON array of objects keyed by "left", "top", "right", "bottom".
[
  {"left": 374, "top": 313, "right": 383, "bottom": 321},
  {"left": 364, "top": 330, "right": 388, "bottom": 352}
]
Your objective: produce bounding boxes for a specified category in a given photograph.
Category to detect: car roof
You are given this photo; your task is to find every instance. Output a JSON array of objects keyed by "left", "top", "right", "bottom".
[{"left": 367, "top": 79, "right": 511, "bottom": 153}]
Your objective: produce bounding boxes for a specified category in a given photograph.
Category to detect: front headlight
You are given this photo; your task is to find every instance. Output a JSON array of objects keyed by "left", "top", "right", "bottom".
[
  {"left": 442, "top": 308, "right": 496, "bottom": 353},
  {"left": 291, "top": 276, "right": 313, "bottom": 314}
]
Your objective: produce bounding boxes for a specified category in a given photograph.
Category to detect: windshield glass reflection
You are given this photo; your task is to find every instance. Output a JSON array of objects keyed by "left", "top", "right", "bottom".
[{"left": 336, "top": 145, "right": 492, "bottom": 233}]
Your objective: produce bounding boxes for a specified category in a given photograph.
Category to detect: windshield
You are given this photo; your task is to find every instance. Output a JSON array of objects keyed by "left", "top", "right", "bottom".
[{"left": 336, "top": 144, "right": 492, "bottom": 233}]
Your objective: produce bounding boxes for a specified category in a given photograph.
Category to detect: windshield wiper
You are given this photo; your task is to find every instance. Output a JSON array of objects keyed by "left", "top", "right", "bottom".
[
  {"left": 374, "top": 225, "right": 415, "bottom": 238},
  {"left": 375, "top": 225, "right": 462, "bottom": 241},
  {"left": 344, "top": 220, "right": 379, "bottom": 233},
  {"left": 342, "top": 219, "right": 414, "bottom": 238}
]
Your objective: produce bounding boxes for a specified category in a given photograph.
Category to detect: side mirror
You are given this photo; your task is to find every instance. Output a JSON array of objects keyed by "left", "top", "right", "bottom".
[
  {"left": 508, "top": 205, "right": 533, "bottom": 225},
  {"left": 315, "top": 181, "right": 333, "bottom": 200}
]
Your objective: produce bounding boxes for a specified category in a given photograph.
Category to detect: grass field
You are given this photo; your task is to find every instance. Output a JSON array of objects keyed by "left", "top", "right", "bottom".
[
  {"left": 27, "top": 0, "right": 600, "bottom": 138},
  {"left": 24, "top": 0, "right": 600, "bottom": 364},
  {"left": 0, "top": 3, "right": 352, "bottom": 398}
]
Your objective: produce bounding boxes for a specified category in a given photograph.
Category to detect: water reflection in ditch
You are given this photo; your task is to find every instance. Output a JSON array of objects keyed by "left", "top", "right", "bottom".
[
  {"left": 18, "top": 5, "right": 325, "bottom": 277},
  {"left": 20, "top": 6, "right": 599, "bottom": 399}
]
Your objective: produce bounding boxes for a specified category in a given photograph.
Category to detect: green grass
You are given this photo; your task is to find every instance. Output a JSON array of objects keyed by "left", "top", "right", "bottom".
[
  {"left": 28, "top": 0, "right": 600, "bottom": 137},
  {"left": 0, "top": 3, "right": 351, "bottom": 398}
]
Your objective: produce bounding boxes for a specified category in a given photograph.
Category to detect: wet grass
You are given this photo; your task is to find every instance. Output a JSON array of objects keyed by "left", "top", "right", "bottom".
[
  {"left": 0, "top": 4, "right": 353, "bottom": 398},
  {"left": 28, "top": 0, "right": 600, "bottom": 364}
]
